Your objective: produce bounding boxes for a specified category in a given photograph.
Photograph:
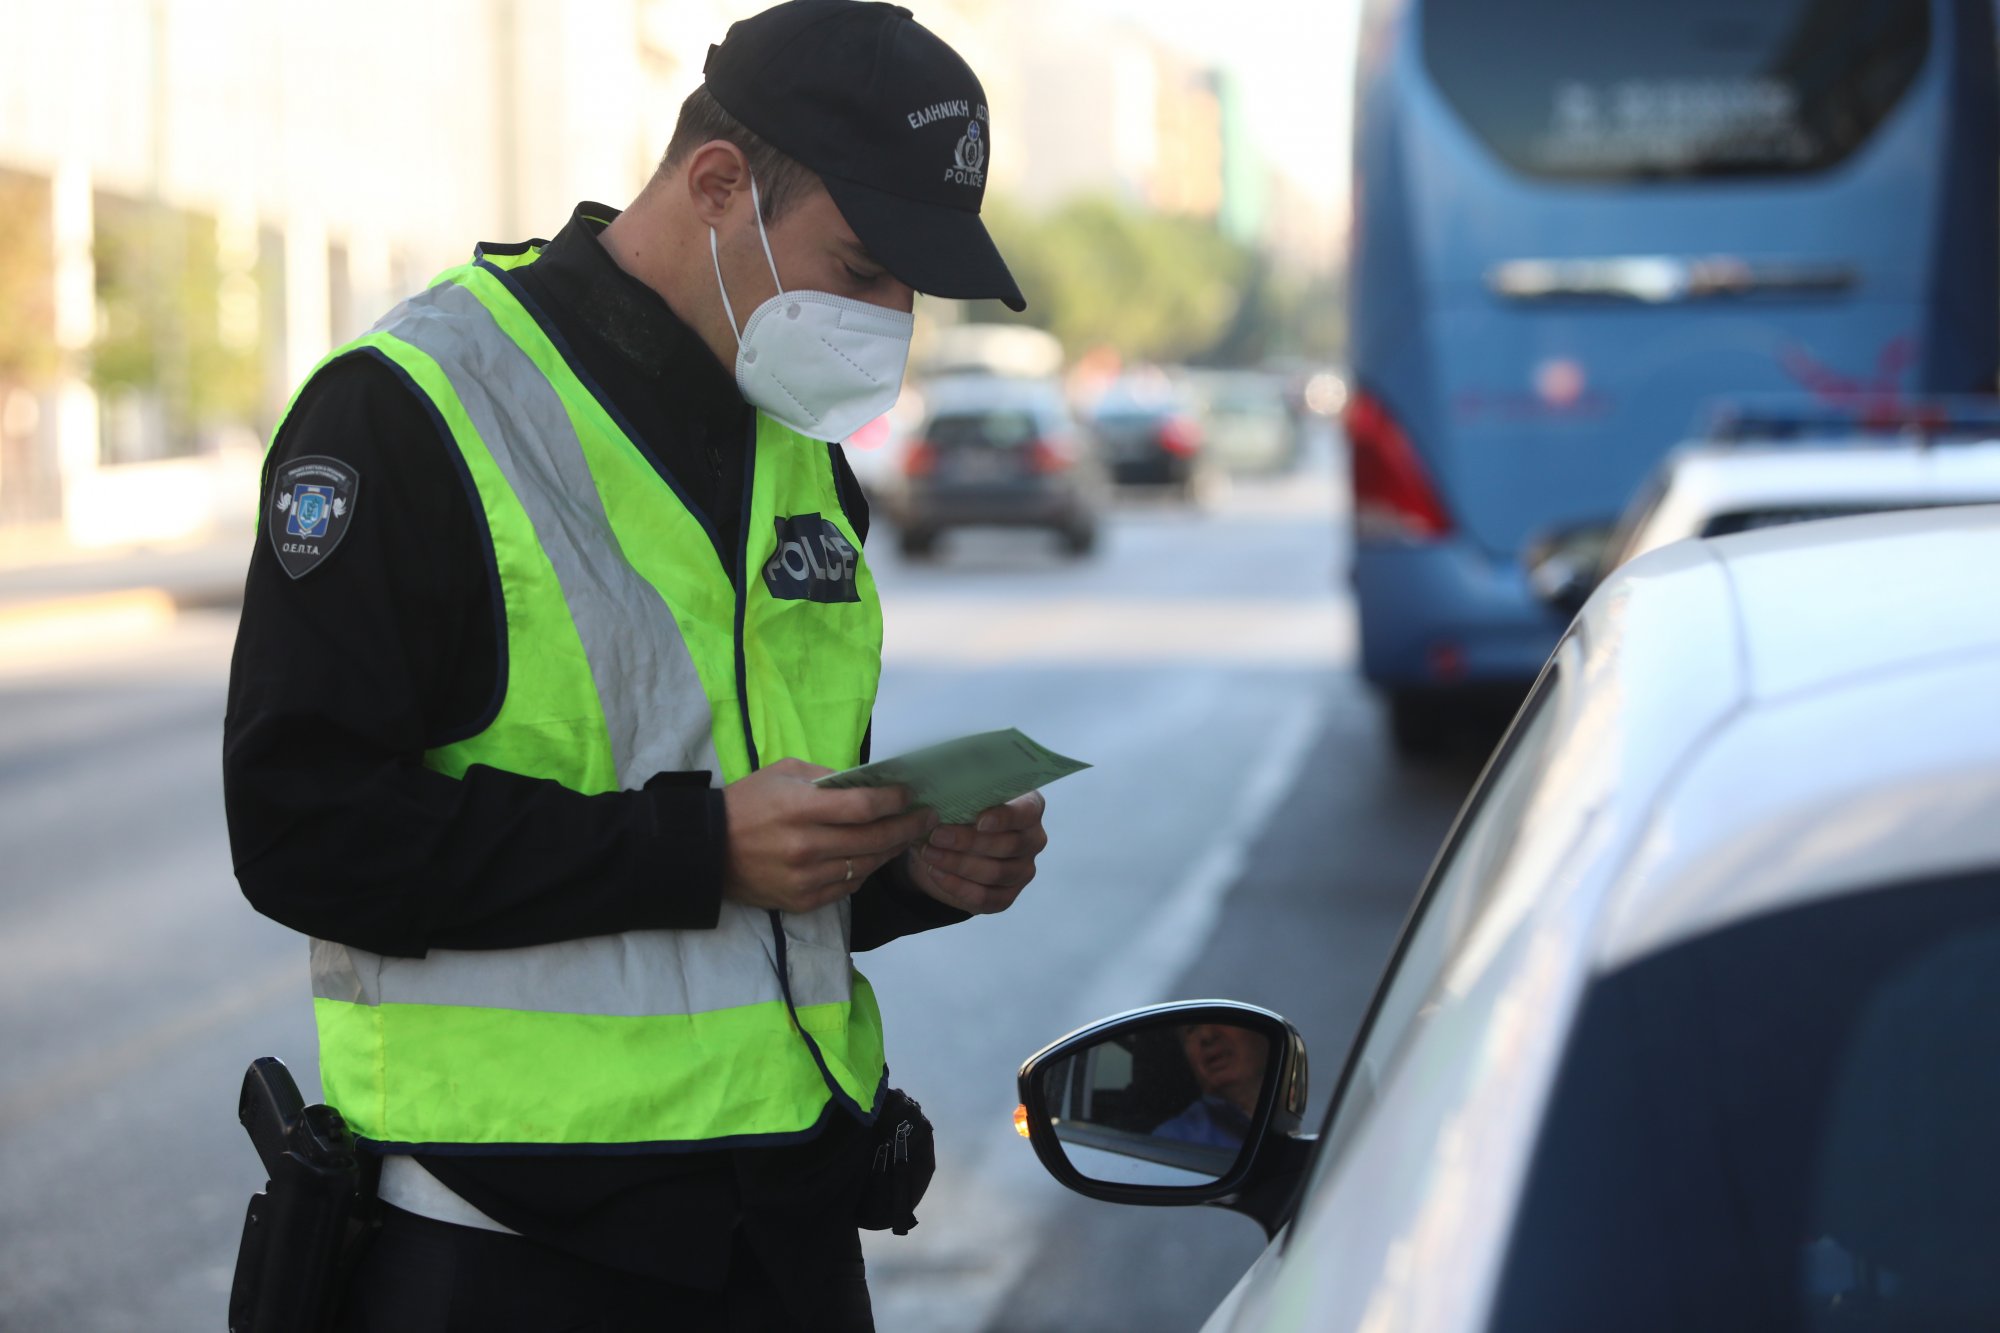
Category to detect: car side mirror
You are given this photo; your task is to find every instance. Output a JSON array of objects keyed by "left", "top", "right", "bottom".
[
  {"left": 1016, "top": 1000, "right": 1315, "bottom": 1237},
  {"left": 1524, "top": 520, "right": 1616, "bottom": 618}
]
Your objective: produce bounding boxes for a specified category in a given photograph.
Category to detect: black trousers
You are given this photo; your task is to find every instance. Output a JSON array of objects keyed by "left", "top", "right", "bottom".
[{"left": 337, "top": 1206, "right": 874, "bottom": 1333}]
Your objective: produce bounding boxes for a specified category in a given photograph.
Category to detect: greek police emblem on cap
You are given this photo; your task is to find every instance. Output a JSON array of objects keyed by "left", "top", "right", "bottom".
[
  {"left": 269, "top": 454, "right": 359, "bottom": 579},
  {"left": 956, "top": 121, "right": 984, "bottom": 172}
]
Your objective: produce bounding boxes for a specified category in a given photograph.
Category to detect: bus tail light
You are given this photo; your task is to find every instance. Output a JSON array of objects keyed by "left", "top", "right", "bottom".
[{"left": 1345, "top": 389, "right": 1452, "bottom": 539}]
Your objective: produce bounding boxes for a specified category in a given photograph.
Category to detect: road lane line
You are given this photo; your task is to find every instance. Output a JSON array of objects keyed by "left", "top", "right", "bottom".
[
  {"left": 0, "top": 588, "right": 177, "bottom": 669},
  {"left": 0, "top": 958, "right": 300, "bottom": 1128},
  {"left": 866, "top": 696, "right": 1330, "bottom": 1333},
  {"left": 884, "top": 598, "right": 1352, "bottom": 668},
  {"left": 1067, "top": 694, "right": 1328, "bottom": 1024}
]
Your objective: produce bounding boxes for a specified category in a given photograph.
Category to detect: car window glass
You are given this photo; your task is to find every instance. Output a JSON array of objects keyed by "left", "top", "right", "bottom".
[
  {"left": 1302, "top": 669, "right": 1566, "bottom": 1198},
  {"left": 928, "top": 410, "right": 1038, "bottom": 450},
  {"left": 1423, "top": 0, "right": 1930, "bottom": 181},
  {"left": 1603, "top": 466, "right": 1673, "bottom": 570},
  {"left": 1697, "top": 501, "right": 1963, "bottom": 538},
  {"left": 1214, "top": 393, "right": 1286, "bottom": 418},
  {"left": 1490, "top": 868, "right": 2000, "bottom": 1331}
]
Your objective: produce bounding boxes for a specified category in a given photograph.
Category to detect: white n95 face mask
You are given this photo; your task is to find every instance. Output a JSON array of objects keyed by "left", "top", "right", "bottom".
[{"left": 710, "top": 177, "right": 914, "bottom": 443}]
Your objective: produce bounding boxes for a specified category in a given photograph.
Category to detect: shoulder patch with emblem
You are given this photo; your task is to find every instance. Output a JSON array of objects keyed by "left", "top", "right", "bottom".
[{"left": 269, "top": 454, "right": 360, "bottom": 579}]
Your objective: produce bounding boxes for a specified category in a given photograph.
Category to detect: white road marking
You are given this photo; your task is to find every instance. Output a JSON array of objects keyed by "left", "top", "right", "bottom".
[
  {"left": 884, "top": 597, "right": 1353, "bottom": 667},
  {"left": 0, "top": 958, "right": 301, "bottom": 1127},
  {"left": 866, "top": 697, "right": 1329, "bottom": 1333},
  {"left": 0, "top": 589, "right": 177, "bottom": 669}
]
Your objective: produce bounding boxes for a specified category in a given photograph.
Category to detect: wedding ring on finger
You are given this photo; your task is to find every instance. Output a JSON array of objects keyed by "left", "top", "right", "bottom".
[{"left": 845, "top": 858, "right": 854, "bottom": 883}]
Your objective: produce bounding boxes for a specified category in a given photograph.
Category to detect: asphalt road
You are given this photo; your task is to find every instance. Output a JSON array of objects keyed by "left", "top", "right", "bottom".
[{"left": 0, "top": 430, "right": 1486, "bottom": 1332}]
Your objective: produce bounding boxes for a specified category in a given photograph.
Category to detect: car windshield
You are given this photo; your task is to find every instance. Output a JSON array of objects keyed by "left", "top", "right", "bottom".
[
  {"left": 1423, "top": 0, "right": 1930, "bottom": 181},
  {"left": 1210, "top": 390, "right": 1286, "bottom": 418},
  {"left": 1490, "top": 868, "right": 2000, "bottom": 1331},
  {"left": 1093, "top": 410, "right": 1172, "bottom": 427},
  {"left": 1698, "top": 501, "right": 1967, "bottom": 537},
  {"left": 927, "top": 410, "right": 1042, "bottom": 450}
]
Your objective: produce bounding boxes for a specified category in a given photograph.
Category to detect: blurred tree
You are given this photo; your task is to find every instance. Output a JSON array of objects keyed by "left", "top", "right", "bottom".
[
  {"left": 0, "top": 172, "right": 57, "bottom": 389},
  {"left": 1235, "top": 267, "right": 1346, "bottom": 366},
  {"left": 964, "top": 194, "right": 1343, "bottom": 367},
  {"left": 92, "top": 195, "right": 261, "bottom": 459},
  {"left": 968, "top": 195, "right": 1247, "bottom": 362},
  {"left": 0, "top": 171, "right": 58, "bottom": 520}
]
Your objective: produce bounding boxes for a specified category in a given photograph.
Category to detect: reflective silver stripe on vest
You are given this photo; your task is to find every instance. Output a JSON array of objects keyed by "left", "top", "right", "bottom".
[
  {"left": 308, "top": 896, "right": 856, "bottom": 1012},
  {"left": 311, "top": 899, "right": 854, "bottom": 1015},
  {"left": 384, "top": 280, "right": 719, "bottom": 789},
  {"left": 309, "top": 275, "right": 854, "bottom": 1020}
]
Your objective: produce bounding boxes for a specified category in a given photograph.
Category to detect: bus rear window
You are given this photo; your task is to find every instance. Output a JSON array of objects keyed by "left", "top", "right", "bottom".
[{"left": 1422, "top": 0, "right": 1930, "bottom": 181}]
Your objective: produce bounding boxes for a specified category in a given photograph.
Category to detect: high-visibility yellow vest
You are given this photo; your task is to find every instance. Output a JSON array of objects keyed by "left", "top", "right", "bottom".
[{"left": 290, "top": 243, "right": 887, "bottom": 1149}]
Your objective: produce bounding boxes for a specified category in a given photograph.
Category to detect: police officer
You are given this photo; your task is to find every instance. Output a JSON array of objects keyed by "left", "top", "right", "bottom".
[{"left": 222, "top": 4, "right": 1043, "bottom": 1328}]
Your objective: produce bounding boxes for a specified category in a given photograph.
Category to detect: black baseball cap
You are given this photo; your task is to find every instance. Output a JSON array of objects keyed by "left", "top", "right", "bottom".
[{"left": 703, "top": 1, "right": 1026, "bottom": 312}]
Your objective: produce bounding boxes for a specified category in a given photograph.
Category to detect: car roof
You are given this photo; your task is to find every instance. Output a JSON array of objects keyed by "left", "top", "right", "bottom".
[
  {"left": 1614, "top": 442, "right": 2000, "bottom": 568},
  {"left": 1586, "top": 504, "right": 2000, "bottom": 965},
  {"left": 917, "top": 375, "right": 1067, "bottom": 419},
  {"left": 1513, "top": 503, "right": 2000, "bottom": 981},
  {"left": 1655, "top": 439, "right": 2000, "bottom": 514},
  {"left": 1703, "top": 500, "right": 2000, "bottom": 694}
]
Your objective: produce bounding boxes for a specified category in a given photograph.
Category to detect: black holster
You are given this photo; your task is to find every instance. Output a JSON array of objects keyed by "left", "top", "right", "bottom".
[{"left": 227, "top": 1057, "right": 379, "bottom": 1333}]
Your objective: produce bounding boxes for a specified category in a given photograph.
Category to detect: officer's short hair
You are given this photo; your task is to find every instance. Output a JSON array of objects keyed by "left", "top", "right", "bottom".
[{"left": 661, "top": 86, "right": 821, "bottom": 222}]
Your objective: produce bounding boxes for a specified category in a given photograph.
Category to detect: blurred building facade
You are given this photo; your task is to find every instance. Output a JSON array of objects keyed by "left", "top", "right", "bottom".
[
  {"left": 933, "top": 0, "right": 1338, "bottom": 271},
  {"left": 961, "top": 3, "right": 1225, "bottom": 222},
  {"left": 0, "top": 0, "right": 710, "bottom": 545},
  {"left": 0, "top": 0, "right": 1337, "bottom": 547}
]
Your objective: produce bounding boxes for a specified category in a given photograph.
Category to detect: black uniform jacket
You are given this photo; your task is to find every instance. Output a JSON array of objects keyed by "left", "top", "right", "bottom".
[{"left": 222, "top": 202, "right": 964, "bottom": 1295}]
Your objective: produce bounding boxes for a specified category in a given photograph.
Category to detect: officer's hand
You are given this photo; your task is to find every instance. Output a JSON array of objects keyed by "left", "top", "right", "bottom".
[
  {"left": 905, "top": 790, "right": 1048, "bottom": 915},
  {"left": 721, "top": 759, "right": 940, "bottom": 914}
]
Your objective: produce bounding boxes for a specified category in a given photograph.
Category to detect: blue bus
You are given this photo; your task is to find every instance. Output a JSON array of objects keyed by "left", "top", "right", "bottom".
[{"left": 1345, "top": 0, "right": 1998, "bottom": 753}]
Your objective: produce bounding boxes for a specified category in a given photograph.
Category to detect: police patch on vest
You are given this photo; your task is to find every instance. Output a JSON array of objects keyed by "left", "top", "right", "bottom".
[
  {"left": 763, "top": 514, "right": 859, "bottom": 603},
  {"left": 269, "top": 454, "right": 359, "bottom": 580}
]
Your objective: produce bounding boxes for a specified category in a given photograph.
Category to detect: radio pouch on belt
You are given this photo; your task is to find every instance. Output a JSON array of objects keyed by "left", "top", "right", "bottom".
[
  {"left": 855, "top": 1087, "right": 935, "bottom": 1236},
  {"left": 228, "top": 1056, "right": 379, "bottom": 1333}
]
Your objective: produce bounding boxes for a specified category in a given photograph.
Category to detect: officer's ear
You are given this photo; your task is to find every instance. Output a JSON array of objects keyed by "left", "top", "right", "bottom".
[{"left": 683, "top": 140, "right": 754, "bottom": 228}]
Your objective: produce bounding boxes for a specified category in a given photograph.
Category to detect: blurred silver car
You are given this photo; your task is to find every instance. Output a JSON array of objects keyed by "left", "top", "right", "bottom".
[
  {"left": 1016, "top": 506, "right": 2000, "bottom": 1332},
  {"left": 1184, "top": 371, "right": 1298, "bottom": 475},
  {"left": 1528, "top": 399, "right": 2000, "bottom": 615},
  {"left": 886, "top": 376, "right": 1104, "bottom": 559}
]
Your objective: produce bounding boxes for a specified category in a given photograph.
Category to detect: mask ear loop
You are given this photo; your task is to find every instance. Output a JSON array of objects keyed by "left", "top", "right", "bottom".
[
  {"left": 709, "top": 173, "right": 786, "bottom": 349},
  {"left": 748, "top": 175, "right": 784, "bottom": 295},
  {"left": 709, "top": 226, "right": 742, "bottom": 345}
]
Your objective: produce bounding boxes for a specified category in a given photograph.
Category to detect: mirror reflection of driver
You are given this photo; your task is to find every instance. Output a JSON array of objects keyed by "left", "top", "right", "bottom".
[{"left": 1153, "top": 1024, "right": 1269, "bottom": 1149}]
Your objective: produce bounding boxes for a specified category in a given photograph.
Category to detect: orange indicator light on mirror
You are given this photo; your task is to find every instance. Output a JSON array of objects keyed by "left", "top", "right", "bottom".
[{"left": 1013, "top": 1104, "right": 1029, "bottom": 1138}]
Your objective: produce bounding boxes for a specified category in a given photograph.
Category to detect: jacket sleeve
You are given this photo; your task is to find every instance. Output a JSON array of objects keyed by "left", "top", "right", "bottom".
[
  {"left": 849, "top": 853, "right": 972, "bottom": 952},
  {"left": 223, "top": 352, "right": 727, "bottom": 958}
]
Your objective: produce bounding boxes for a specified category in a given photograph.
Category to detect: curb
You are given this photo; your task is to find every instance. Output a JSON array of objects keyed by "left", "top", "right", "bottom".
[{"left": 0, "top": 589, "right": 180, "bottom": 661}]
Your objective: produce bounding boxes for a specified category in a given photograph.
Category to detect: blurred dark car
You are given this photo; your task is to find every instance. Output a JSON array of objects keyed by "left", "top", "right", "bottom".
[
  {"left": 1087, "top": 385, "right": 1206, "bottom": 496},
  {"left": 891, "top": 377, "right": 1104, "bottom": 559}
]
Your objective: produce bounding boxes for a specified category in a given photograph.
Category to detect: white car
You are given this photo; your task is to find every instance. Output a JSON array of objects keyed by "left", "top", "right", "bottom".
[
  {"left": 1017, "top": 506, "right": 2000, "bottom": 1332},
  {"left": 1529, "top": 403, "right": 2000, "bottom": 614}
]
